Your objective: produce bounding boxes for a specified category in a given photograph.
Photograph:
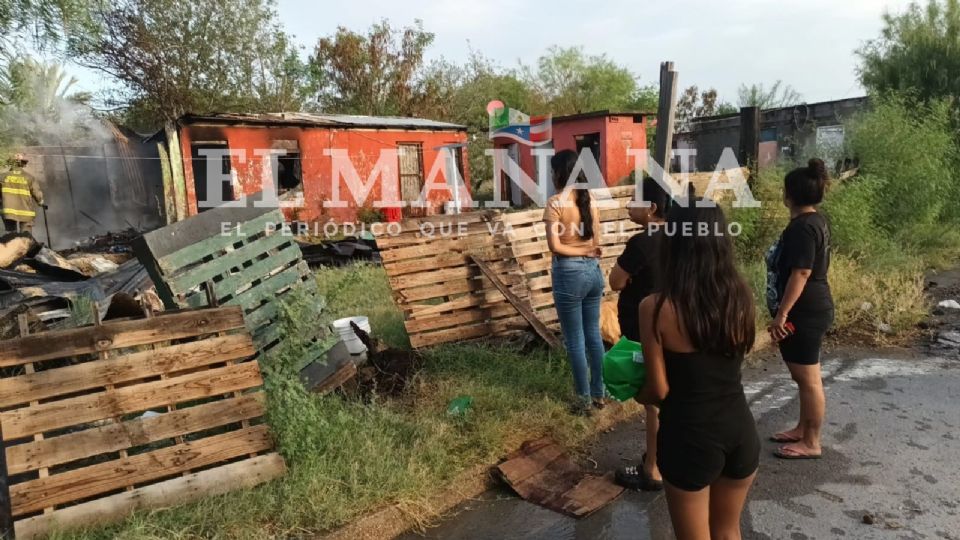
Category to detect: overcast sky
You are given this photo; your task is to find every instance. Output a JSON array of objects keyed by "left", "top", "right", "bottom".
[
  {"left": 73, "top": 0, "right": 917, "bottom": 107},
  {"left": 278, "top": 0, "right": 915, "bottom": 104}
]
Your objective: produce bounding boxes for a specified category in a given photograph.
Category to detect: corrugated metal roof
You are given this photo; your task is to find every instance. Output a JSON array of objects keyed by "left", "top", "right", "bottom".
[{"left": 181, "top": 112, "right": 466, "bottom": 131}]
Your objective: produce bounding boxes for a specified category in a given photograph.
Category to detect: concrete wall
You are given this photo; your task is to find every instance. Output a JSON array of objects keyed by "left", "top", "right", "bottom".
[
  {"left": 679, "top": 97, "right": 868, "bottom": 171},
  {"left": 178, "top": 124, "right": 470, "bottom": 222}
]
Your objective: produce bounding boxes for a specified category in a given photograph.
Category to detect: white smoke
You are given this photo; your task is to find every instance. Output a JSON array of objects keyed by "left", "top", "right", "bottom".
[{"left": 0, "top": 57, "right": 111, "bottom": 149}]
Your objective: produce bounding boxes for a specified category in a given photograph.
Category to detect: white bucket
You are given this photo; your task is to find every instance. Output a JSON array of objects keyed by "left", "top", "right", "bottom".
[{"left": 331, "top": 316, "right": 371, "bottom": 355}]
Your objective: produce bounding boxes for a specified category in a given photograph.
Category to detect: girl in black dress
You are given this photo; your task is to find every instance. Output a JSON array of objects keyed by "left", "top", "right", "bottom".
[
  {"left": 766, "top": 159, "right": 833, "bottom": 460},
  {"left": 635, "top": 198, "right": 759, "bottom": 539}
]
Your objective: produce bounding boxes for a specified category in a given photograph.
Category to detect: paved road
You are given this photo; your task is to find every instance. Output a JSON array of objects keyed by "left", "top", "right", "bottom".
[{"left": 399, "top": 349, "right": 960, "bottom": 539}]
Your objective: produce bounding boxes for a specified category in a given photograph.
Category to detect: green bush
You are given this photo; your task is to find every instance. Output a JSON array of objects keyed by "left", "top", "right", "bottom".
[
  {"left": 728, "top": 166, "right": 790, "bottom": 260},
  {"left": 844, "top": 95, "right": 958, "bottom": 231}
]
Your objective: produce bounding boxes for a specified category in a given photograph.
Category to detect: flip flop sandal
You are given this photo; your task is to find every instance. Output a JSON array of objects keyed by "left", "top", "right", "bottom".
[
  {"left": 769, "top": 432, "right": 802, "bottom": 443},
  {"left": 774, "top": 447, "right": 822, "bottom": 460}
]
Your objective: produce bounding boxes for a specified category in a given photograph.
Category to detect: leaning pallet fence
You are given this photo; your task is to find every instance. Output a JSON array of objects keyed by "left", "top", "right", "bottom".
[
  {"left": 375, "top": 170, "right": 747, "bottom": 349},
  {"left": 0, "top": 306, "right": 285, "bottom": 539},
  {"left": 133, "top": 204, "right": 322, "bottom": 356}
]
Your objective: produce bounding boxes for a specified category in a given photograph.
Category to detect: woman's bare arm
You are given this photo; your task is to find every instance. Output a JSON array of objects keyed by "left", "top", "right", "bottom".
[{"left": 635, "top": 295, "right": 669, "bottom": 403}]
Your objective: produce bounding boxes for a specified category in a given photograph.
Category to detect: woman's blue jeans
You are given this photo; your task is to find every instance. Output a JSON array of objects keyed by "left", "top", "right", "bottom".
[{"left": 551, "top": 256, "right": 606, "bottom": 399}]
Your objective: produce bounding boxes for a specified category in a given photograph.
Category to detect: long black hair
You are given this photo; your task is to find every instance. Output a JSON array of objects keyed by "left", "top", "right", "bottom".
[
  {"left": 654, "top": 197, "right": 755, "bottom": 357},
  {"left": 784, "top": 158, "right": 829, "bottom": 206},
  {"left": 550, "top": 149, "right": 593, "bottom": 240},
  {"left": 640, "top": 175, "right": 671, "bottom": 218}
]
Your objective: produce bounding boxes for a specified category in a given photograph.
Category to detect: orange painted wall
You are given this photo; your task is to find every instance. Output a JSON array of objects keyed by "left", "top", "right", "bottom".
[
  {"left": 179, "top": 124, "right": 470, "bottom": 222},
  {"left": 493, "top": 114, "right": 647, "bottom": 197}
]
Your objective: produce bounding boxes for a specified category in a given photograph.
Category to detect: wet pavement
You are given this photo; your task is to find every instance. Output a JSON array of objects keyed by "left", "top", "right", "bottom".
[{"left": 399, "top": 349, "right": 960, "bottom": 539}]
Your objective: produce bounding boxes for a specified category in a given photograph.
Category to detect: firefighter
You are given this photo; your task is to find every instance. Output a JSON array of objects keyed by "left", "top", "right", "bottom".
[{"left": 2, "top": 152, "right": 44, "bottom": 234}]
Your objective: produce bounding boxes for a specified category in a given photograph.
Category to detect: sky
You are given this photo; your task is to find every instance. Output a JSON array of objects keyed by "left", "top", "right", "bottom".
[{"left": 72, "top": 0, "right": 917, "bottom": 106}]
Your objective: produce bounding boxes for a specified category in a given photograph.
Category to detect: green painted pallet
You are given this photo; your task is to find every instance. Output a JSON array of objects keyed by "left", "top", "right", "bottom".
[{"left": 133, "top": 205, "right": 325, "bottom": 354}]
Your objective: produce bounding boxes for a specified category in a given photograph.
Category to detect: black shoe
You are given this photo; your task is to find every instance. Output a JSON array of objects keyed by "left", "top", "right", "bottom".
[{"left": 615, "top": 454, "right": 663, "bottom": 491}]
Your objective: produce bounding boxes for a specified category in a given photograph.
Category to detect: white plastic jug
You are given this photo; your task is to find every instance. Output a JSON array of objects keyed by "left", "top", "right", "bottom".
[{"left": 331, "top": 316, "right": 371, "bottom": 355}]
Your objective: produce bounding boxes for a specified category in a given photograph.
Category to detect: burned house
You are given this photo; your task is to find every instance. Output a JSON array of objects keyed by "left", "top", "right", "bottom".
[
  {"left": 155, "top": 113, "right": 472, "bottom": 223},
  {"left": 14, "top": 124, "right": 166, "bottom": 250},
  {"left": 675, "top": 96, "right": 868, "bottom": 172}
]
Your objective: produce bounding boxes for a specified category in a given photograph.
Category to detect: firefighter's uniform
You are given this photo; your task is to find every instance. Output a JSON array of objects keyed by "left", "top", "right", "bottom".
[{"left": 1, "top": 167, "right": 44, "bottom": 233}]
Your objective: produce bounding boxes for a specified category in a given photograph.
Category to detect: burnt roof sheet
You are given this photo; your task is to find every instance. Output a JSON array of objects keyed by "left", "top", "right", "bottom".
[{"left": 181, "top": 112, "right": 466, "bottom": 131}]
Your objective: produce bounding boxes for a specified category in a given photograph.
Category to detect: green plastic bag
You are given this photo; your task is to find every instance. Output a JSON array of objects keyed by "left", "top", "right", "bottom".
[{"left": 602, "top": 337, "right": 646, "bottom": 402}]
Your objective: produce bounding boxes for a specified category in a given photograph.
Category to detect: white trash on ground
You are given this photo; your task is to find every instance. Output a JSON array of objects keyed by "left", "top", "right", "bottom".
[
  {"left": 331, "top": 316, "right": 371, "bottom": 355},
  {"left": 937, "top": 299, "right": 960, "bottom": 310}
]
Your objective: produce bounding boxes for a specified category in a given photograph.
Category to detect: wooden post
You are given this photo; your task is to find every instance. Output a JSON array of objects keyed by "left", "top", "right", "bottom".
[
  {"left": 654, "top": 61, "right": 679, "bottom": 178},
  {"left": 157, "top": 143, "right": 176, "bottom": 225},
  {"left": 739, "top": 106, "right": 760, "bottom": 180},
  {"left": 163, "top": 122, "right": 188, "bottom": 222}
]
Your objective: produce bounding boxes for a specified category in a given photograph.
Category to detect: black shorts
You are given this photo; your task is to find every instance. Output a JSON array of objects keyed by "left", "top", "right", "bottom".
[
  {"left": 779, "top": 309, "right": 834, "bottom": 365},
  {"left": 657, "top": 418, "right": 760, "bottom": 492}
]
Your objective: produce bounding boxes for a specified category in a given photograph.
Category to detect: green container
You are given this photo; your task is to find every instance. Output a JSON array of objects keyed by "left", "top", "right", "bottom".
[
  {"left": 602, "top": 337, "right": 646, "bottom": 402},
  {"left": 446, "top": 395, "right": 474, "bottom": 417}
]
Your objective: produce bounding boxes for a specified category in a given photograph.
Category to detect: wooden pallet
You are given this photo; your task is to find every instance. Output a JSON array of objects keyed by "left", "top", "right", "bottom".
[
  {"left": 133, "top": 205, "right": 321, "bottom": 353},
  {"left": 374, "top": 212, "right": 532, "bottom": 348},
  {"left": 375, "top": 174, "right": 749, "bottom": 349},
  {"left": 0, "top": 306, "right": 285, "bottom": 539}
]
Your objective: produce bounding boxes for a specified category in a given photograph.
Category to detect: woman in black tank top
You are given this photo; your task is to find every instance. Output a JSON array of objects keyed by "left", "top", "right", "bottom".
[{"left": 634, "top": 198, "right": 759, "bottom": 540}]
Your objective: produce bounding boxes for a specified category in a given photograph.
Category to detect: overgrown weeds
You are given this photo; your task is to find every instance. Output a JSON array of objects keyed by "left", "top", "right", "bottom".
[{"left": 59, "top": 266, "right": 609, "bottom": 540}]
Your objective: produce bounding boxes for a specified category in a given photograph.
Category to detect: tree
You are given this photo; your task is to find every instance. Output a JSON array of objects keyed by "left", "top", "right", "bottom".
[
  {"left": 309, "top": 20, "right": 434, "bottom": 116},
  {"left": 737, "top": 80, "right": 802, "bottom": 109},
  {"left": 675, "top": 85, "right": 731, "bottom": 131},
  {"left": 857, "top": 0, "right": 960, "bottom": 105},
  {"left": 524, "top": 46, "right": 643, "bottom": 115},
  {"left": 71, "top": 0, "right": 311, "bottom": 132},
  {"left": 415, "top": 52, "right": 541, "bottom": 191},
  {"left": 0, "top": 57, "right": 102, "bottom": 148},
  {"left": 1, "top": 0, "right": 95, "bottom": 105}
]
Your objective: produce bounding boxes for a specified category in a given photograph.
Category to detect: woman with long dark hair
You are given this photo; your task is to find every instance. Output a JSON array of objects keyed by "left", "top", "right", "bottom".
[
  {"left": 635, "top": 197, "right": 759, "bottom": 539},
  {"left": 609, "top": 176, "right": 671, "bottom": 491},
  {"left": 766, "top": 158, "right": 833, "bottom": 460},
  {"left": 545, "top": 149, "right": 604, "bottom": 416}
]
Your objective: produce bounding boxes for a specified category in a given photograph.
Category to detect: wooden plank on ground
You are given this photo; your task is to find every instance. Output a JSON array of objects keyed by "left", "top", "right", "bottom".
[
  {"left": 0, "top": 307, "right": 245, "bottom": 368},
  {"left": 0, "top": 362, "right": 263, "bottom": 441},
  {"left": 0, "top": 334, "right": 255, "bottom": 409},
  {"left": 468, "top": 255, "right": 562, "bottom": 349},
  {"left": 5, "top": 393, "right": 266, "bottom": 475},
  {"left": 14, "top": 454, "right": 285, "bottom": 540},
  {"left": 10, "top": 425, "right": 274, "bottom": 516}
]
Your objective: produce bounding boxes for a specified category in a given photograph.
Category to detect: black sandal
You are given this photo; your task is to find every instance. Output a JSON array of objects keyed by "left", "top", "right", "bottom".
[{"left": 615, "top": 453, "right": 663, "bottom": 491}]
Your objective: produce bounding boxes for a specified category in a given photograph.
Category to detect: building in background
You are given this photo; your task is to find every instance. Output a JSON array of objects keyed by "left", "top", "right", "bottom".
[
  {"left": 675, "top": 96, "right": 868, "bottom": 172},
  {"left": 492, "top": 110, "right": 650, "bottom": 206},
  {"left": 154, "top": 113, "right": 471, "bottom": 223}
]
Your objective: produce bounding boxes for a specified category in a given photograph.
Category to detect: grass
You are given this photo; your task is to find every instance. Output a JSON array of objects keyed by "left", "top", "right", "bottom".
[{"left": 55, "top": 264, "right": 616, "bottom": 540}]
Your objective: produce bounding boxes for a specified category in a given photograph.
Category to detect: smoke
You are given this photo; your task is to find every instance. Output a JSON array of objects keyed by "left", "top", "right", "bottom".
[{"left": 0, "top": 58, "right": 112, "bottom": 150}]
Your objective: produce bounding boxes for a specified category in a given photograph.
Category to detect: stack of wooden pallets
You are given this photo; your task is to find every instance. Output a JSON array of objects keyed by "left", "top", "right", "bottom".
[{"left": 0, "top": 306, "right": 285, "bottom": 539}]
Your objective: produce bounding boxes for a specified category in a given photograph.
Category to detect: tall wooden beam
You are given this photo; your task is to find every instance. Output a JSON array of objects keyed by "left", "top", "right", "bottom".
[
  {"left": 654, "top": 61, "right": 679, "bottom": 178},
  {"left": 163, "top": 123, "right": 188, "bottom": 222},
  {"left": 739, "top": 106, "right": 761, "bottom": 178}
]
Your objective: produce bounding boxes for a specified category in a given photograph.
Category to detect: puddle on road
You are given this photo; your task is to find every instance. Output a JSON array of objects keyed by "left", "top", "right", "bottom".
[{"left": 399, "top": 487, "right": 675, "bottom": 540}]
